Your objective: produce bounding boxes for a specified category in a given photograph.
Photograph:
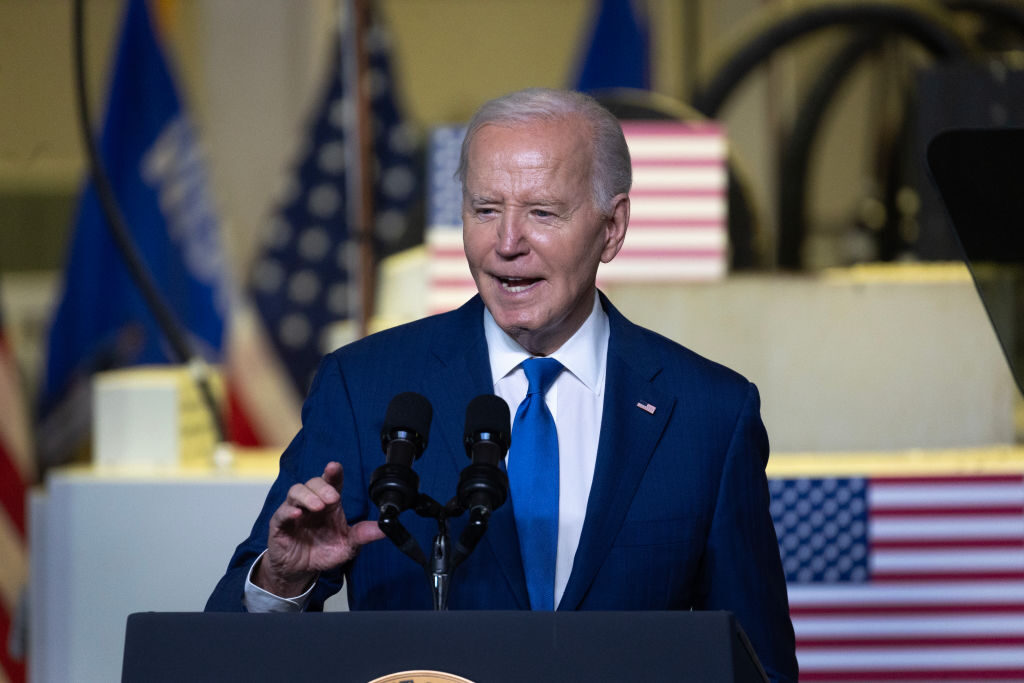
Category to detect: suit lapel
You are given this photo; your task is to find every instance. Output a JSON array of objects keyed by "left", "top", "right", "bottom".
[
  {"left": 559, "top": 296, "right": 674, "bottom": 610},
  {"left": 427, "top": 297, "right": 530, "bottom": 609},
  {"left": 425, "top": 297, "right": 492, "bottom": 475}
]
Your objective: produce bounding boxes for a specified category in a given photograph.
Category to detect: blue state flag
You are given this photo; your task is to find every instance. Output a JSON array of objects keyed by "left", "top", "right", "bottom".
[
  {"left": 38, "top": 0, "right": 227, "bottom": 466},
  {"left": 574, "top": 0, "right": 650, "bottom": 92}
]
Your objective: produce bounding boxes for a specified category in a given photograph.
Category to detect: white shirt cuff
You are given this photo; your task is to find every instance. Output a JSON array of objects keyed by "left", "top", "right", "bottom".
[{"left": 242, "top": 550, "right": 317, "bottom": 613}]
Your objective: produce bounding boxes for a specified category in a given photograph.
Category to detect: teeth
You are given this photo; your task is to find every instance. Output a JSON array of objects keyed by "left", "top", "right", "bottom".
[{"left": 501, "top": 277, "right": 532, "bottom": 294}]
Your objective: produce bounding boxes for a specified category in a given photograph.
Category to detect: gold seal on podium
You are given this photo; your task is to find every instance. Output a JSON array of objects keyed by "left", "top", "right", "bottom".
[{"left": 368, "top": 671, "right": 475, "bottom": 683}]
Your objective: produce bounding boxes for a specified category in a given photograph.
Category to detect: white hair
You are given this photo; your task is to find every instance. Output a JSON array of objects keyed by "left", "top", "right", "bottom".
[{"left": 456, "top": 88, "right": 632, "bottom": 214}]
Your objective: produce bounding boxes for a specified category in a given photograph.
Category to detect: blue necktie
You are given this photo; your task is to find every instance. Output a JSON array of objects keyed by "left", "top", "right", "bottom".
[{"left": 508, "top": 357, "right": 562, "bottom": 611}]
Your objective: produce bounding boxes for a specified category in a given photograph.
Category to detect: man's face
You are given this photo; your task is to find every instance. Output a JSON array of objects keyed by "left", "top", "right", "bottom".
[{"left": 462, "top": 117, "right": 628, "bottom": 356}]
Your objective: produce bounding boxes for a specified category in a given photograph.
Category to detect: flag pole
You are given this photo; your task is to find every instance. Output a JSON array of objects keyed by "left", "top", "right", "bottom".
[{"left": 342, "top": 0, "right": 376, "bottom": 338}]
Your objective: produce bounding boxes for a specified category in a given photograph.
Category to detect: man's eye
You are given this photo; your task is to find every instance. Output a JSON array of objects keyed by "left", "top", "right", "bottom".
[
  {"left": 476, "top": 207, "right": 496, "bottom": 216},
  {"left": 532, "top": 209, "right": 554, "bottom": 218}
]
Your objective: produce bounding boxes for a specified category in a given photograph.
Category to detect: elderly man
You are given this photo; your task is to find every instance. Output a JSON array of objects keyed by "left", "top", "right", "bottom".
[{"left": 207, "top": 88, "right": 797, "bottom": 682}]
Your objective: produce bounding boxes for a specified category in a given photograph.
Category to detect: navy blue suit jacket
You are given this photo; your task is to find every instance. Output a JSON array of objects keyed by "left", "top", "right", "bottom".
[{"left": 207, "top": 293, "right": 797, "bottom": 682}]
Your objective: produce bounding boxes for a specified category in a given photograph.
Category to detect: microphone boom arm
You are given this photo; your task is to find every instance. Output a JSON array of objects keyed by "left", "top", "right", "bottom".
[{"left": 377, "top": 507, "right": 427, "bottom": 568}]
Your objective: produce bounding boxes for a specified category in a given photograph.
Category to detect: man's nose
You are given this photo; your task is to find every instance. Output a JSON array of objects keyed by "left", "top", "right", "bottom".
[{"left": 495, "top": 211, "right": 529, "bottom": 258}]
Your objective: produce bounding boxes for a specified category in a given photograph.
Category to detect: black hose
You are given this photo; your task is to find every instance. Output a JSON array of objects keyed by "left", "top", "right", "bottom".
[
  {"left": 71, "top": 0, "right": 225, "bottom": 443},
  {"left": 693, "top": 0, "right": 970, "bottom": 117},
  {"left": 776, "top": 0, "right": 1024, "bottom": 268},
  {"left": 777, "top": 33, "right": 887, "bottom": 269}
]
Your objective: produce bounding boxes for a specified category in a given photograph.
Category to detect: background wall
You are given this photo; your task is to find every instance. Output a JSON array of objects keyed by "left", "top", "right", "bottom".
[
  {"left": 0, "top": 0, "right": 1016, "bottom": 418},
  {"left": 0, "top": 0, "right": 877, "bottom": 278}
]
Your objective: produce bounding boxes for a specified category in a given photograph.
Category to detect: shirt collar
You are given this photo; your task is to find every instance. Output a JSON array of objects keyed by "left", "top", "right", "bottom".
[{"left": 483, "top": 290, "right": 609, "bottom": 395}]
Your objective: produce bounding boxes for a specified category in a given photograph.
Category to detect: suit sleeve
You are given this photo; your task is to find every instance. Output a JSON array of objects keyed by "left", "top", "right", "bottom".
[
  {"left": 205, "top": 353, "right": 367, "bottom": 612},
  {"left": 697, "top": 383, "right": 799, "bottom": 683}
]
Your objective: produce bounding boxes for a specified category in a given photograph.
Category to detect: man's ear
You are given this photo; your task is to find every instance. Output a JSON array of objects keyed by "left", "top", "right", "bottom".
[{"left": 600, "top": 194, "right": 630, "bottom": 263}]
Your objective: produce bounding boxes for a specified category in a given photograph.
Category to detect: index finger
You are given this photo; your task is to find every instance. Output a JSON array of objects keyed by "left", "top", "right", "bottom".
[{"left": 322, "top": 461, "right": 344, "bottom": 490}]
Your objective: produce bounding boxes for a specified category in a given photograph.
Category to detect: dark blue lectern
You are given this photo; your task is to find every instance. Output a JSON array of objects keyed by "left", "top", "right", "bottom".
[{"left": 122, "top": 610, "right": 768, "bottom": 682}]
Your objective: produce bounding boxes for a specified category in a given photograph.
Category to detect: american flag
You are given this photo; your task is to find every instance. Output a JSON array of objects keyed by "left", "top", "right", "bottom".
[
  {"left": 231, "top": 14, "right": 419, "bottom": 445},
  {"left": 772, "top": 474, "right": 1024, "bottom": 681},
  {"left": 424, "top": 121, "right": 727, "bottom": 315},
  {"left": 0, "top": 302, "right": 31, "bottom": 682}
]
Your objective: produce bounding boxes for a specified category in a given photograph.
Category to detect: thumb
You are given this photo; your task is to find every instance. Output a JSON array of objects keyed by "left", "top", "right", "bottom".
[{"left": 349, "top": 519, "right": 387, "bottom": 546}]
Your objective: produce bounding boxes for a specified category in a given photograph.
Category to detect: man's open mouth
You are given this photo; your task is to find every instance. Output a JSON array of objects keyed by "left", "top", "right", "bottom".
[{"left": 498, "top": 276, "right": 541, "bottom": 293}]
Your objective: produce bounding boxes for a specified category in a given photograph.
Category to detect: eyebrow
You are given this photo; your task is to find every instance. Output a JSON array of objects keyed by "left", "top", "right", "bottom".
[{"left": 466, "top": 194, "right": 571, "bottom": 210}]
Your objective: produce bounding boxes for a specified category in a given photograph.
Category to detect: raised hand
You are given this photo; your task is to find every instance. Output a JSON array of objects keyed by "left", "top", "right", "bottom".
[{"left": 253, "top": 461, "right": 385, "bottom": 597}]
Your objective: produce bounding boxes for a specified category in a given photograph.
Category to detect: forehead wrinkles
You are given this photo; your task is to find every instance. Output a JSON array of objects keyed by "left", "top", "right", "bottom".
[{"left": 466, "top": 121, "right": 591, "bottom": 200}]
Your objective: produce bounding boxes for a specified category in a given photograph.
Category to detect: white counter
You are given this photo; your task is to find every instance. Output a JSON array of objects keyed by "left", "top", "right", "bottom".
[{"left": 27, "top": 462, "right": 352, "bottom": 683}]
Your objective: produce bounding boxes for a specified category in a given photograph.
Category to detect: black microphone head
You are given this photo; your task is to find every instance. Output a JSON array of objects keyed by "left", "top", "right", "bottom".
[
  {"left": 381, "top": 392, "right": 433, "bottom": 452},
  {"left": 464, "top": 394, "right": 511, "bottom": 454}
]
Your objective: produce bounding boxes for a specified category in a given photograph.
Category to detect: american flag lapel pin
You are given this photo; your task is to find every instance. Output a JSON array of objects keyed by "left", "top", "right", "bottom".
[{"left": 636, "top": 401, "right": 656, "bottom": 415}]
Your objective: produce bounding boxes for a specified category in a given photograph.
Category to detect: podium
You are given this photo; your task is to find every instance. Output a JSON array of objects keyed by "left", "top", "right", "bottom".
[{"left": 122, "top": 611, "right": 767, "bottom": 682}]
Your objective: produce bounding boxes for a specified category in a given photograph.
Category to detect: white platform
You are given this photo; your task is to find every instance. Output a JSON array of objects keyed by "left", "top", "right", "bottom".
[
  {"left": 26, "top": 464, "right": 334, "bottom": 682},
  {"left": 604, "top": 270, "right": 1018, "bottom": 452}
]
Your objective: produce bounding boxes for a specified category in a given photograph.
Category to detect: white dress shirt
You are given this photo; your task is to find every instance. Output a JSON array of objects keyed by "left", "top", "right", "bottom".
[
  {"left": 483, "top": 291, "right": 608, "bottom": 607},
  {"left": 244, "top": 291, "right": 609, "bottom": 611}
]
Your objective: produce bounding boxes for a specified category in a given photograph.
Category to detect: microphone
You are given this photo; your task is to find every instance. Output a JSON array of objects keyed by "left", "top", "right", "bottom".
[
  {"left": 458, "top": 394, "right": 511, "bottom": 515},
  {"left": 381, "top": 391, "right": 432, "bottom": 466},
  {"left": 369, "top": 392, "right": 433, "bottom": 517}
]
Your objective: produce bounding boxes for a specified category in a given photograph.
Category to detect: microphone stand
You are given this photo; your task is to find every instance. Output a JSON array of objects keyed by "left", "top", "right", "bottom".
[
  {"left": 415, "top": 494, "right": 454, "bottom": 611},
  {"left": 375, "top": 492, "right": 495, "bottom": 611},
  {"left": 430, "top": 518, "right": 451, "bottom": 611}
]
